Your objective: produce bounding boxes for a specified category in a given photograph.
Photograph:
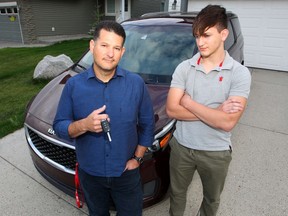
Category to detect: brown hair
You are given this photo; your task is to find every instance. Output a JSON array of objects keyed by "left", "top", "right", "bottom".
[
  {"left": 93, "top": 20, "right": 126, "bottom": 45},
  {"left": 193, "top": 5, "right": 228, "bottom": 36}
]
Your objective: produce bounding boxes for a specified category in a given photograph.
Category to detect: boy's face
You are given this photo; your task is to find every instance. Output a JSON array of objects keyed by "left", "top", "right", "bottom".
[{"left": 195, "top": 26, "right": 228, "bottom": 58}]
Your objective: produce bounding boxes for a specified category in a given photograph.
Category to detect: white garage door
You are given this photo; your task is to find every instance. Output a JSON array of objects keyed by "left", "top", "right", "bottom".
[{"left": 188, "top": 0, "right": 288, "bottom": 72}]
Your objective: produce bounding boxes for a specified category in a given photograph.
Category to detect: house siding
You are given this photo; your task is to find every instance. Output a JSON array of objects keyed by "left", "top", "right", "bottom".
[
  {"left": 28, "top": 0, "right": 96, "bottom": 36},
  {"left": 0, "top": 0, "right": 106, "bottom": 44},
  {"left": 131, "top": 0, "right": 164, "bottom": 18}
]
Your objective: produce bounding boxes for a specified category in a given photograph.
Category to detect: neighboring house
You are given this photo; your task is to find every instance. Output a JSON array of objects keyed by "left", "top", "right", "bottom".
[
  {"left": 0, "top": 0, "right": 98, "bottom": 44},
  {"left": 188, "top": 0, "right": 288, "bottom": 71},
  {"left": 0, "top": 0, "right": 167, "bottom": 44}
]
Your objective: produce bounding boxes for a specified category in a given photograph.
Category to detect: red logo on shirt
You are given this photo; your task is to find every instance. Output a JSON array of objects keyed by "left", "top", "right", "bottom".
[{"left": 219, "top": 76, "right": 223, "bottom": 82}]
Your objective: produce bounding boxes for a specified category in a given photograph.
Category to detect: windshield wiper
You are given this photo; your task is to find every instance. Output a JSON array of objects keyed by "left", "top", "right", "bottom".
[{"left": 75, "top": 63, "right": 87, "bottom": 70}]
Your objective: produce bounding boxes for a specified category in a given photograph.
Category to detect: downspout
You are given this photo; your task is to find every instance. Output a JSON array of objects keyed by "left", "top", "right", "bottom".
[{"left": 17, "top": 5, "right": 24, "bottom": 44}]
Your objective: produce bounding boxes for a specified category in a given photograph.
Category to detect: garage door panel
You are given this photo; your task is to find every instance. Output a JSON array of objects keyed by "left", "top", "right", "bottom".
[
  {"left": 267, "top": 19, "right": 288, "bottom": 29},
  {"left": 241, "top": 17, "right": 262, "bottom": 28},
  {"left": 265, "top": 29, "right": 288, "bottom": 38},
  {"left": 0, "top": 15, "right": 22, "bottom": 42},
  {"left": 244, "top": 36, "right": 261, "bottom": 47},
  {"left": 0, "top": 1, "right": 22, "bottom": 43},
  {"left": 260, "top": 55, "right": 282, "bottom": 68},
  {"left": 263, "top": 38, "right": 285, "bottom": 49}
]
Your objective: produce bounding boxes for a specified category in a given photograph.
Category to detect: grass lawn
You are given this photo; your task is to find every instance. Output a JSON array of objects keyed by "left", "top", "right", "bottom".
[{"left": 0, "top": 39, "right": 90, "bottom": 138}]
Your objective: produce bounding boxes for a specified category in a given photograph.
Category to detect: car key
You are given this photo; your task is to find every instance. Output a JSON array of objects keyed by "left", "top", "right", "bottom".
[{"left": 101, "top": 119, "right": 112, "bottom": 142}]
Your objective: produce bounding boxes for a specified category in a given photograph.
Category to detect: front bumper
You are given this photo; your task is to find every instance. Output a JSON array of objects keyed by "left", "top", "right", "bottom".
[{"left": 24, "top": 123, "right": 170, "bottom": 208}]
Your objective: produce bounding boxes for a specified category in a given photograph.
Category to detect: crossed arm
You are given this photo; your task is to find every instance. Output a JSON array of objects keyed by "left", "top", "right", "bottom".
[{"left": 166, "top": 87, "right": 247, "bottom": 132}]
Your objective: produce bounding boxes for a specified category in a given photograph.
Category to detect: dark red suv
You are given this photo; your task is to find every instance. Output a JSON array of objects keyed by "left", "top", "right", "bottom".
[{"left": 24, "top": 11, "right": 244, "bottom": 208}]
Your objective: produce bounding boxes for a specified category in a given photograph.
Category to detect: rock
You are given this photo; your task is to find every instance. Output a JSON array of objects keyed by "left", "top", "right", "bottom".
[{"left": 33, "top": 54, "right": 73, "bottom": 79}]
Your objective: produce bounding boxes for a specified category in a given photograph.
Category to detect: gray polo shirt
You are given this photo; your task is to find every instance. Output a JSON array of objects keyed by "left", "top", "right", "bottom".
[{"left": 171, "top": 51, "right": 251, "bottom": 151}]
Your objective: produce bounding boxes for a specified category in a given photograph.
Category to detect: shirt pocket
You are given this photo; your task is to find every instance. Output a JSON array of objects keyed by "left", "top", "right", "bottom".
[{"left": 118, "top": 95, "right": 139, "bottom": 123}]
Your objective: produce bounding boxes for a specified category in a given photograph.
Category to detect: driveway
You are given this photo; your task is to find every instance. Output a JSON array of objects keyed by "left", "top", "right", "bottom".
[{"left": 0, "top": 68, "right": 288, "bottom": 216}]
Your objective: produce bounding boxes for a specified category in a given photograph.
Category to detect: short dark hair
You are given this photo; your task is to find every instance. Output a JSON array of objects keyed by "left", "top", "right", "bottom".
[
  {"left": 93, "top": 20, "right": 126, "bottom": 45},
  {"left": 193, "top": 5, "right": 228, "bottom": 36}
]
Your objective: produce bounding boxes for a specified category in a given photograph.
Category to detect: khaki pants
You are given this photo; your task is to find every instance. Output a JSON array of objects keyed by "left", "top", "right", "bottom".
[{"left": 169, "top": 137, "right": 232, "bottom": 216}]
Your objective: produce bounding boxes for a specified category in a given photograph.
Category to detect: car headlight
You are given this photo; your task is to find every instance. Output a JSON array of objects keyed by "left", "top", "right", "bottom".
[{"left": 148, "top": 119, "right": 176, "bottom": 152}]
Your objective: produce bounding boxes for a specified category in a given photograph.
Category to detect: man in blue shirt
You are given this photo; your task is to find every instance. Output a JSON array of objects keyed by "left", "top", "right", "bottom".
[{"left": 53, "top": 20, "right": 155, "bottom": 216}]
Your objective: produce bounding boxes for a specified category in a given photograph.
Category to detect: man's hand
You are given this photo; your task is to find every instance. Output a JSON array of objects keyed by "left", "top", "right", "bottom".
[
  {"left": 85, "top": 105, "right": 109, "bottom": 133},
  {"left": 123, "top": 145, "right": 147, "bottom": 171},
  {"left": 181, "top": 93, "right": 243, "bottom": 114},
  {"left": 68, "top": 105, "right": 109, "bottom": 138},
  {"left": 218, "top": 98, "right": 244, "bottom": 114},
  {"left": 124, "top": 159, "right": 140, "bottom": 171},
  {"left": 180, "top": 93, "right": 247, "bottom": 131},
  {"left": 180, "top": 93, "right": 192, "bottom": 108}
]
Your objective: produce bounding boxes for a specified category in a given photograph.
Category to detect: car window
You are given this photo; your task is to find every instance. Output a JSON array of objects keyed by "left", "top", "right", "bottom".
[
  {"left": 78, "top": 23, "right": 196, "bottom": 85},
  {"left": 77, "top": 50, "right": 93, "bottom": 71},
  {"left": 119, "top": 24, "right": 196, "bottom": 84}
]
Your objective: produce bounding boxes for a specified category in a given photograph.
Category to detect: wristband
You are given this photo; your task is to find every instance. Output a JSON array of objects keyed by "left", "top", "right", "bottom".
[{"left": 132, "top": 155, "right": 143, "bottom": 164}]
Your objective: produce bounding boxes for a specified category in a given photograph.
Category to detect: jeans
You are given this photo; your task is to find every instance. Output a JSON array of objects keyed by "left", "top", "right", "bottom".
[
  {"left": 78, "top": 167, "right": 143, "bottom": 216},
  {"left": 169, "top": 137, "right": 232, "bottom": 216}
]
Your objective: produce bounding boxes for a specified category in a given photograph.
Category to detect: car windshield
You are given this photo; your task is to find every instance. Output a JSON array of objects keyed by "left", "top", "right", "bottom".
[{"left": 77, "top": 23, "right": 196, "bottom": 85}]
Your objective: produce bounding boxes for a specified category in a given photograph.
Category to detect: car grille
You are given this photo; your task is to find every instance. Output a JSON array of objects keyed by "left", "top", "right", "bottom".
[{"left": 27, "top": 127, "right": 76, "bottom": 171}]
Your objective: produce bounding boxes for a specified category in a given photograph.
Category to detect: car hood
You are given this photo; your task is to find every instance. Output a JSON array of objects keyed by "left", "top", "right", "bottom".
[
  {"left": 27, "top": 69, "right": 171, "bottom": 133},
  {"left": 26, "top": 70, "right": 73, "bottom": 125}
]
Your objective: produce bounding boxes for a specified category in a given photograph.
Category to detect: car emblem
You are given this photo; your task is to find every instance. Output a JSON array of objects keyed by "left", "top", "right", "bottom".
[{"left": 48, "top": 128, "right": 56, "bottom": 135}]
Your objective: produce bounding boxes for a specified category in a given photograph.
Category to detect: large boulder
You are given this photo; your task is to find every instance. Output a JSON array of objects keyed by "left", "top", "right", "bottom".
[{"left": 33, "top": 54, "right": 73, "bottom": 79}]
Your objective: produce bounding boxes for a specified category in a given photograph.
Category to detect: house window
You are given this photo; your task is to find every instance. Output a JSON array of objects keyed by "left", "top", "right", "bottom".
[
  {"left": 124, "top": 0, "right": 128, "bottom": 12},
  {"left": 106, "top": 0, "right": 115, "bottom": 16},
  {"left": 0, "top": 6, "right": 18, "bottom": 15},
  {"left": 0, "top": 1, "right": 18, "bottom": 15},
  {"left": 105, "top": 0, "right": 128, "bottom": 16}
]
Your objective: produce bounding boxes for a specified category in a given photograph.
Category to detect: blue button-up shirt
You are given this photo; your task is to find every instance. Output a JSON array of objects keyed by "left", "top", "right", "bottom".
[{"left": 53, "top": 66, "right": 155, "bottom": 177}]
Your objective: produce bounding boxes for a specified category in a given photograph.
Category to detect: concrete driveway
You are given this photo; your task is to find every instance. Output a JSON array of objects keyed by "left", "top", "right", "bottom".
[{"left": 1, "top": 68, "right": 288, "bottom": 216}]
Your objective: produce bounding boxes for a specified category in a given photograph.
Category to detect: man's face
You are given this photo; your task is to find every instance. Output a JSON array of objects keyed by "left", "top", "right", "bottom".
[
  {"left": 89, "top": 29, "right": 125, "bottom": 74},
  {"left": 195, "top": 26, "right": 228, "bottom": 58}
]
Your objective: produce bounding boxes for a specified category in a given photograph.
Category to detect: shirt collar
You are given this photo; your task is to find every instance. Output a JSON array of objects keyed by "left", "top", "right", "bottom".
[
  {"left": 86, "top": 65, "right": 126, "bottom": 80},
  {"left": 189, "top": 51, "right": 234, "bottom": 72}
]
